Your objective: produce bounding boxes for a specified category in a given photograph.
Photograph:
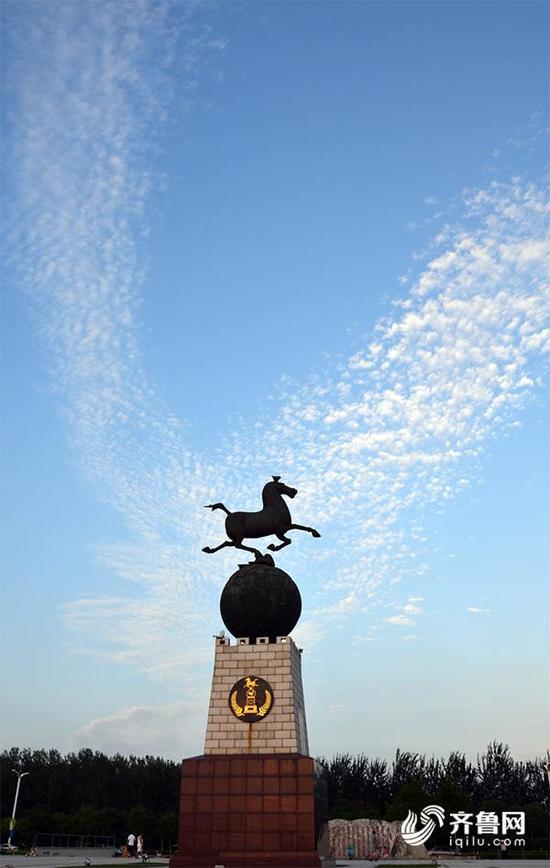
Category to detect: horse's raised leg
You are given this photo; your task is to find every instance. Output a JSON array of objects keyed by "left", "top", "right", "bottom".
[
  {"left": 289, "top": 523, "right": 321, "bottom": 538},
  {"left": 202, "top": 540, "right": 235, "bottom": 554},
  {"left": 268, "top": 533, "right": 292, "bottom": 552}
]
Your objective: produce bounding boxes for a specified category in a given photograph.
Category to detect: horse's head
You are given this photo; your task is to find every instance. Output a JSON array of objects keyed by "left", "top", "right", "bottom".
[{"left": 263, "top": 475, "right": 297, "bottom": 500}]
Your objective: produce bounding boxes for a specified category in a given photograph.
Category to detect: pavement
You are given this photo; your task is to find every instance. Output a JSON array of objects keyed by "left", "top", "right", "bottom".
[
  {"left": 333, "top": 863, "right": 546, "bottom": 868},
  {"left": 332, "top": 863, "right": 546, "bottom": 868},
  {"left": 0, "top": 859, "right": 169, "bottom": 868},
  {"left": 1, "top": 859, "right": 548, "bottom": 868}
]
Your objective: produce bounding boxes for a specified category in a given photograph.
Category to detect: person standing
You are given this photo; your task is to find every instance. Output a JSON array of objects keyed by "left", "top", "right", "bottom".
[
  {"left": 137, "top": 835, "right": 144, "bottom": 860},
  {"left": 127, "top": 833, "right": 136, "bottom": 857}
]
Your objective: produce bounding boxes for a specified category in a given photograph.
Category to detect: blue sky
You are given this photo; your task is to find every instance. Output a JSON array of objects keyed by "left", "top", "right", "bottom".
[{"left": 1, "top": 1, "right": 549, "bottom": 761}]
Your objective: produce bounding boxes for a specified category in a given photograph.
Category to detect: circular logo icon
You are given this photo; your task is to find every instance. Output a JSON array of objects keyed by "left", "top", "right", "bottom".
[
  {"left": 228, "top": 675, "right": 274, "bottom": 723},
  {"left": 401, "top": 806, "right": 445, "bottom": 846}
]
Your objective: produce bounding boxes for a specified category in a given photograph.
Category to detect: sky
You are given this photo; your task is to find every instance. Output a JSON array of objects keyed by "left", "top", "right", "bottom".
[{"left": 1, "top": 0, "right": 549, "bottom": 763}]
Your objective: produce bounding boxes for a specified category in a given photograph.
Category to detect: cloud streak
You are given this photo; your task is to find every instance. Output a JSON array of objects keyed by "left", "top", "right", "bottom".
[
  {"left": 6, "top": 1, "right": 228, "bottom": 679},
  {"left": 6, "top": 4, "right": 549, "bottom": 690}
]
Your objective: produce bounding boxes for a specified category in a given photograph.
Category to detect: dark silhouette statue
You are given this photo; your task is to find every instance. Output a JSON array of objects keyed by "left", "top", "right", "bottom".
[{"left": 202, "top": 476, "right": 321, "bottom": 560}]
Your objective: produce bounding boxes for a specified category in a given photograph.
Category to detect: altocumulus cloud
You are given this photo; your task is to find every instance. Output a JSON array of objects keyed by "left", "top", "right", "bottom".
[
  {"left": 385, "top": 615, "right": 414, "bottom": 627},
  {"left": 5, "top": 5, "right": 549, "bottom": 690},
  {"left": 228, "top": 179, "right": 550, "bottom": 629}
]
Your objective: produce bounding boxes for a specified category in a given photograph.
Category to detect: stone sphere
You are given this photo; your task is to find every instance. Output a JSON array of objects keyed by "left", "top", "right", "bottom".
[{"left": 220, "top": 562, "right": 302, "bottom": 641}]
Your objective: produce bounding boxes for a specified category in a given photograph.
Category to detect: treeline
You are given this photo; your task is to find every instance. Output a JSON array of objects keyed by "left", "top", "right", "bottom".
[
  {"left": 319, "top": 743, "right": 548, "bottom": 852},
  {"left": 320, "top": 742, "right": 548, "bottom": 819},
  {"left": 0, "top": 748, "right": 180, "bottom": 852},
  {"left": 1, "top": 743, "right": 547, "bottom": 851}
]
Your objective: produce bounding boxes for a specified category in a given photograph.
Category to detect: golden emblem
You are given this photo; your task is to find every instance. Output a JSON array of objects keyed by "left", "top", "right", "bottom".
[
  {"left": 228, "top": 675, "right": 274, "bottom": 723},
  {"left": 230, "top": 690, "right": 244, "bottom": 717},
  {"left": 258, "top": 690, "right": 272, "bottom": 717}
]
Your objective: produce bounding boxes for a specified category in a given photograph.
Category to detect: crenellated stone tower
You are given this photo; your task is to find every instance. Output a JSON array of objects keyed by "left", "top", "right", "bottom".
[{"left": 204, "top": 635, "right": 309, "bottom": 756}]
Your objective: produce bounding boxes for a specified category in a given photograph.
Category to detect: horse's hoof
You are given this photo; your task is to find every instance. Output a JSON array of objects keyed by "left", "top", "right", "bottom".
[
  {"left": 256, "top": 553, "right": 275, "bottom": 566},
  {"left": 312, "top": 530, "right": 321, "bottom": 538},
  {"left": 202, "top": 547, "right": 212, "bottom": 553},
  {"left": 267, "top": 544, "right": 276, "bottom": 551}
]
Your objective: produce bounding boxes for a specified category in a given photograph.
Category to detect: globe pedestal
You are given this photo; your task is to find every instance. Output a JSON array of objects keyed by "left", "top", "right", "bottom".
[{"left": 220, "top": 561, "right": 302, "bottom": 642}]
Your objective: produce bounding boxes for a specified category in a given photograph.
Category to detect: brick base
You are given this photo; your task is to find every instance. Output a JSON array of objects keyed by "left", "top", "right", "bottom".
[{"left": 170, "top": 753, "right": 332, "bottom": 868}]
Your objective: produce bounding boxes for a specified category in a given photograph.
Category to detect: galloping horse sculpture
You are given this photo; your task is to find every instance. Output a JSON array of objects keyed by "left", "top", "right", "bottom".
[{"left": 202, "top": 476, "right": 321, "bottom": 560}]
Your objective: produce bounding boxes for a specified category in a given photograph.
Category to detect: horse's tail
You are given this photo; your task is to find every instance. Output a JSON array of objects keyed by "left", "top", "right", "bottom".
[{"left": 204, "top": 502, "right": 231, "bottom": 515}]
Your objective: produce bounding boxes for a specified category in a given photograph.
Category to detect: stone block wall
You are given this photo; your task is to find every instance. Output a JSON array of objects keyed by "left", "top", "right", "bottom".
[{"left": 204, "top": 637, "right": 309, "bottom": 755}]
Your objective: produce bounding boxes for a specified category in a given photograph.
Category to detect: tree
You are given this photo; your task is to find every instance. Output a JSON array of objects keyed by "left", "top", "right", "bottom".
[
  {"left": 158, "top": 812, "right": 178, "bottom": 853},
  {"left": 385, "top": 779, "right": 430, "bottom": 821}
]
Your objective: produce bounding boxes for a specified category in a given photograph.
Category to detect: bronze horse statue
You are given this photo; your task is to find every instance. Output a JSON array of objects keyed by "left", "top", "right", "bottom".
[{"left": 202, "top": 476, "right": 321, "bottom": 560}]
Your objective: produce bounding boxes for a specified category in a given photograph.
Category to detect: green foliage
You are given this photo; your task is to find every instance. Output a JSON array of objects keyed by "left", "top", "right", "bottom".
[
  {"left": 0, "top": 749, "right": 180, "bottom": 850},
  {"left": 328, "top": 799, "right": 382, "bottom": 820},
  {"left": 0, "top": 748, "right": 180, "bottom": 818},
  {"left": 385, "top": 780, "right": 430, "bottom": 821},
  {"left": 157, "top": 811, "right": 178, "bottom": 852},
  {"left": 317, "top": 742, "right": 549, "bottom": 852},
  {"left": 318, "top": 742, "right": 548, "bottom": 818}
]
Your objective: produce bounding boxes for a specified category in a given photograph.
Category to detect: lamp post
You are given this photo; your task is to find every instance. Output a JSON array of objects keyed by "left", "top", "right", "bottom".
[{"left": 8, "top": 770, "right": 29, "bottom": 848}]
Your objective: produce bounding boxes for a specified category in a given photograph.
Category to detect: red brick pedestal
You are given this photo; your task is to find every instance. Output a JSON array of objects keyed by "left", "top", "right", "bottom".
[{"left": 170, "top": 753, "right": 331, "bottom": 868}]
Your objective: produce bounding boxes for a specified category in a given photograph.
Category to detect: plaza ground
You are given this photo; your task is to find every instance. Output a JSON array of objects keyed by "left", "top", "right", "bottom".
[{"left": 1, "top": 858, "right": 548, "bottom": 868}]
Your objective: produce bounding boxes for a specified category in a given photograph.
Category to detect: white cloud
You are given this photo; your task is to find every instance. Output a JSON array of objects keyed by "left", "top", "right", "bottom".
[
  {"left": 467, "top": 607, "right": 493, "bottom": 615},
  {"left": 69, "top": 701, "right": 205, "bottom": 760},
  {"left": 292, "top": 620, "right": 327, "bottom": 647},
  {"left": 400, "top": 602, "right": 422, "bottom": 615},
  {"left": 385, "top": 615, "right": 414, "bottom": 626}
]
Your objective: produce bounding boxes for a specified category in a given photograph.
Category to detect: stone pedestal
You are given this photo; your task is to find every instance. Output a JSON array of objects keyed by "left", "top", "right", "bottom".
[{"left": 170, "top": 754, "right": 329, "bottom": 868}]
